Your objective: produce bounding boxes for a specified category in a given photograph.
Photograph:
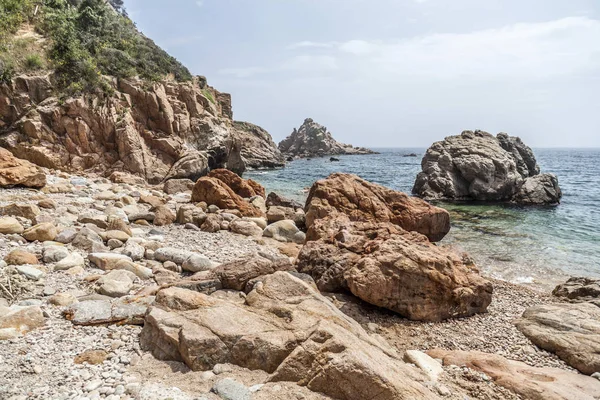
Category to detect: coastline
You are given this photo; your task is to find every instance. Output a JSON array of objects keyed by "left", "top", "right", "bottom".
[{"left": 0, "top": 171, "right": 594, "bottom": 400}]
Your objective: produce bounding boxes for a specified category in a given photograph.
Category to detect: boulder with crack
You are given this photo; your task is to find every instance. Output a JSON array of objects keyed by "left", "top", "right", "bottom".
[
  {"left": 140, "top": 271, "right": 440, "bottom": 400},
  {"left": 297, "top": 215, "right": 492, "bottom": 321}
]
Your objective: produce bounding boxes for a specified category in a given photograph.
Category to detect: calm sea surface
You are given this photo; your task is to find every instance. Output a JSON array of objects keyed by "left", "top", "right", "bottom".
[{"left": 245, "top": 148, "right": 600, "bottom": 289}]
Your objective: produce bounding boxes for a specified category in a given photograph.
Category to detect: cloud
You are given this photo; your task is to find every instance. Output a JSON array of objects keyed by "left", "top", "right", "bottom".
[
  {"left": 219, "top": 55, "right": 338, "bottom": 78},
  {"left": 286, "top": 41, "right": 337, "bottom": 50},
  {"left": 196, "top": 0, "right": 203, "bottom": 7},
  {"left": 299, "top": 17, "right": 600, "bottom": 80}
]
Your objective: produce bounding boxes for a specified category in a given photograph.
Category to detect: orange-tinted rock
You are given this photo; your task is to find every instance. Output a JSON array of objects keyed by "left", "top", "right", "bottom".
[
  {"left": 0, "top": 148, "right": 46, "bottom": 188},
  {"left": 305, "top": 173, "right": 450, "bottom": 242},
  {"left": 208, "top": 169, "right": 265, "bottom": 198},
  {"left": 191, "top": 177, "right": 263, "bottom": 217},
  {"left": 297, "top": 216, "right": 492, "bottom": 321}
]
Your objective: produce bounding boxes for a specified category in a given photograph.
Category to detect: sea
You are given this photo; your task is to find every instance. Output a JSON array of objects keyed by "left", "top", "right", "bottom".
[{"left": 245, "top": 148, "right": 600, "bottom": 290}]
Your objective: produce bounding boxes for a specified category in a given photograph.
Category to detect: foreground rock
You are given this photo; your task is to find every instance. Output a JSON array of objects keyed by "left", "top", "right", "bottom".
[
  {"left": 279, "top": 118, "right": 376, "bottom": 159},
  {"left": 429, "top": 349, "right": 600, "bottom": 400},
  {"left": 0, "top": 305, "right": 45, "bottom": 340},
  {"left": 298, "top": 216, "right": 492, "bottom": 321},
  {"left": 306, "top": 173, "right": 450, "bottom": 242},
  {"left": 141, "top": 272, "right": 438, "bottom": 399},
  {"left": 515, "top": 302, "right": 600, "bottom": 375},
  {"left": 413, "top": 130, "right": 562, "bottom": 205},
  {"left": 0, "top": 147, "right": 46, "bottom": 188}
]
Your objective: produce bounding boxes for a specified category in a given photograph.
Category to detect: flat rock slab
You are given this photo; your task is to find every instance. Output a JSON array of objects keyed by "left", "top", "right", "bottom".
[
  {"left": 64, "top": 296, "right": 154, "bottom": 325},
  {"left": 429, "top": 349, "right": 600, "bottom": 400},
  {"left": 515, "top": 302, "right": 600, "bottom": 375}
]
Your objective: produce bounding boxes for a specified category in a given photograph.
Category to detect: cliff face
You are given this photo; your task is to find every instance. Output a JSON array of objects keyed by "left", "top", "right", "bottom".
[
  {"left": 0, "top": 1, "right": 283, "bottom": 183},
  {"left": 1, "top": 74, "right": 264, "bottom": 183},
  {"left": 233, "top": 121, "right": 285, "bottom": 169},
  {"left": 279, "top": 118, "right": 376, "bottom": 159}
]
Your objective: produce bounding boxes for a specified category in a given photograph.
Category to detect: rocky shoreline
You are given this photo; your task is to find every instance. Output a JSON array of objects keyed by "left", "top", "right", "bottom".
[{"left": 0, "top": 166, "right": 598, "bottom": 400}]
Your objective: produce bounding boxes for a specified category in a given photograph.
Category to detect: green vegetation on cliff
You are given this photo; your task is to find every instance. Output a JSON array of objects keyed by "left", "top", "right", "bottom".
[{"left": 0, "top": 0, "right": 192, "bottom": 92}]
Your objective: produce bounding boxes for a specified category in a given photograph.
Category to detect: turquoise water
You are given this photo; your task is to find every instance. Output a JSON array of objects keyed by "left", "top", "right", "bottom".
[{"left": 245, "top": 148, "right": 600, "bottom": 289}]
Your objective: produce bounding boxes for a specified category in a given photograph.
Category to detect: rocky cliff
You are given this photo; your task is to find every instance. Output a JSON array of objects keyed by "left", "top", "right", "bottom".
[
  {"left": 0, "top": 1, "right": 283, "bottom": 185},
  {"left": 279, "top": 118, "right": 376, "bottom": 159},
  {"left": 412, "top": 130, "right": 562, "bottom": 205}
]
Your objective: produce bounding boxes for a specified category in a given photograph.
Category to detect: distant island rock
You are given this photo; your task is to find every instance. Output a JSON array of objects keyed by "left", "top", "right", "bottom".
[
  {"left": 412, "top": 130, "right": 562, "bottom": 205},
  {"left": 278, "top": 118, "right": 376, "bottom": 159}
]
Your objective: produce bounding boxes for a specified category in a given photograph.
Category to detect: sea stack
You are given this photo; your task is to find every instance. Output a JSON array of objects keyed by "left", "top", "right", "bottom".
[
  {"left": 279, "top": 118, "right": 376, "bottom": 159},
  {"left": 413, "top": 130, "right": 562, "bottom": 205}
]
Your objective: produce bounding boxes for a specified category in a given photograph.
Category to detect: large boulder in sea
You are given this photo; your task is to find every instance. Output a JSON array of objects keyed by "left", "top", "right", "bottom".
[
  {"left": 514, "top": 302, "right": 600, "bottom": 375},
  {"left": 191, "top": 176, "right": 264, "bottom": 217},
  {"left": 278, "top": 118, "right": 376, "bottom": 158},
  {"left": 305, "top": 173, "right": 450, "bottom": 242},
  {"left": 0, "top": 147, "right": 46, "bottom": 188},
  {"left": 140, "top": 271, "right": 439, "bottom": 399},
  {"left": 297, "top": 215, "right": 493, "bottom": 321},
  {"left": 412, "top": 130, "right": 562, "bottom": 204}
]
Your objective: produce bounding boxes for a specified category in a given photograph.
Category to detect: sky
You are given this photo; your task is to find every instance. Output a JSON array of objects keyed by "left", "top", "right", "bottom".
[{"left": 124, "top": 0, "right": 600, "bottom": 148}]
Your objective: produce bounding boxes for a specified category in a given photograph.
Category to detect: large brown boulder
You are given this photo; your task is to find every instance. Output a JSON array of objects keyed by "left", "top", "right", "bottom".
[
  {"left": 305, "top": 173, "right": 450, "bottom": 242},
  {"left": 297, "top": 216, "right": 492, "bottom": 321},
  {"left": 429, "top": 349, "right": 600, "bottom": 400},
  {"left": 208, "top": 168, "right": 265, "bottom": 198},
  {"left": 191, "top": 177, "right": 263, "bottom": 217},
  {"left": 140, "top": 271, "right": 439, "bottom": 400},
  {"left": 0, "top": 147, "right": 46, "bottom": 188},
  {"left": 514, "top": 302, "right": 600, "bottom": 375}
]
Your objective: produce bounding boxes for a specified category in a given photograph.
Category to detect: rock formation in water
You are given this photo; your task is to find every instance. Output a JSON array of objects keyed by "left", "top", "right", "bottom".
[
  {"left": 233, "top": 121, "right": 285, "bottom": 170},
  {"left": 279, "top": 118, "right": 376, "bottom": 159},
  {"left": 413, "top": 130, "right": 562, "bottom": 205}
]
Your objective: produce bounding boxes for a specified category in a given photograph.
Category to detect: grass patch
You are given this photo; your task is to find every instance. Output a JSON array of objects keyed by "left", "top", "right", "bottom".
[
  {"left": 24, "top": 53, "right": 43, "bottom": 70},
  {"left": 202, "top": 88, "right": 216, "bottom": 104}
]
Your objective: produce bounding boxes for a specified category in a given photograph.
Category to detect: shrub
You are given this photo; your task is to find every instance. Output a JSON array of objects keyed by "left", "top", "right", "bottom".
[
  {"left": 0, "top": 58, "right": 15, "bottom": 84},
  {"left": 25, "top": 54, "right": 43, "bottom": 70}
]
